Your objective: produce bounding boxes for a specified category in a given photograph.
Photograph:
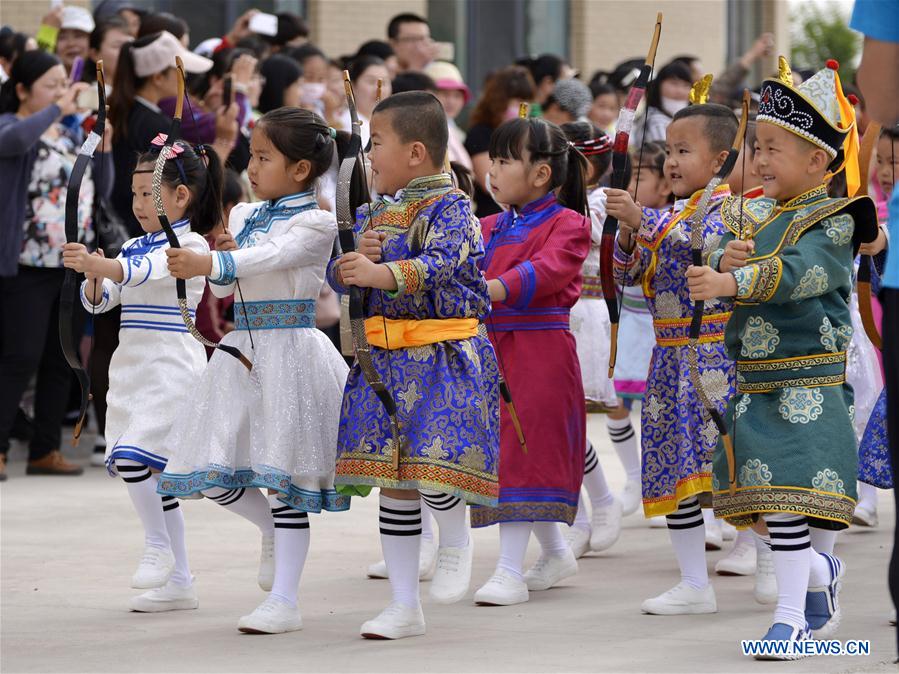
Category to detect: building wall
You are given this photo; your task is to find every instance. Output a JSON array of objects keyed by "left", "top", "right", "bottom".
[
  {"left": 307, "top": 0, "right": 428, "bottom": 59},
  {"left": 1, "top": 0, "right": 90, "bottom": 37}
]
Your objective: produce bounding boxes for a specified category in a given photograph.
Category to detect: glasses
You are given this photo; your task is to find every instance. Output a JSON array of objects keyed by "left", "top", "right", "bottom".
[{"left": 396, "top": 35, "right": 433, "bottom": 45}]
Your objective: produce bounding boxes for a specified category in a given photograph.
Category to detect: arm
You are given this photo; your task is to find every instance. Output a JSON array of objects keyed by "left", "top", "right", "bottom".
[
  {"left": 79, "top": 277, "right": 121, "bottom": 313},
  {"left": 851, "top": 1, "right": 899, "bottom": 126},
  {"left": 492, "top": 212, "right": 590, "bottom": 309},
  {"left": 0, "top": 106, "right": 61, "bottom": 157},
  {"left": 124, "top": 233, "right": 210, "bottom": 288}
]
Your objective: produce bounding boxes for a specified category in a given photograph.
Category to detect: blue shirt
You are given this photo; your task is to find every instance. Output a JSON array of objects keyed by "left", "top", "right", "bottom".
[{"left": 851, "top": 0, "right": 899, "bottom": 288}]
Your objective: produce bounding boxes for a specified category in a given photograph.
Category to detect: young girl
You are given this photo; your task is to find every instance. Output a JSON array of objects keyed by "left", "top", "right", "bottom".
[
  {"left": 61, "top": 140, "right": 218, "bottom": 611},
  {"left": 157, "top": 107, "right": 350, "bottom": 635},
  {"left": 631, "top": 61, "right": 693, "bottom": 148},
  {"left": 472, "top": 116, "right": 590, "bottom": 605},
  {"left": 559, "top": 121, "right": 625, "bottom": 558},
  {"left": 610, "top": 141, "right": 671, "bottom": 519}
]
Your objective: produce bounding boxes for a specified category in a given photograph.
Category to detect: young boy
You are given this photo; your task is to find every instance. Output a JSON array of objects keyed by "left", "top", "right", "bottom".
[
  {"left": 328, "top": 91, "right": 499, "bottom": 639},
  {"left": 687, "top": 57, "right": 878, "bottom": 656},
  {"left": 605, "top": 85, "right": 738, "bottom": 615}
]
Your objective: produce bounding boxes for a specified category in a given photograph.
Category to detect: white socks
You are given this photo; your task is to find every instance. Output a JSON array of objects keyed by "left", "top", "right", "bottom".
[
  {"left": 606, "top": 416, "right": 641, "bottom": 482},
  {"left": 809, "top": 527, "right": 837, "bottom": 556},
  {"left": 583, "top": 442, "right": 614, "bottom": 509},
  {"left": 857, "top": 481, "right": 878, "bottom": 512},
  {"left": 268, "top": 494, "right": 310, "bottom": 608},
  {"left": 497, "top": 521, "right": 533, "bottom": 581},
  {"left": 765, "top": 513, "right": 811, "bottom": 630},
  {"left": 421, "top": 506, "right": 434, "bottom": 543},
  {"left": 665, "top": 496, "right": 708, "bottom": 590},
  {"left": 419, "top": 490, "right": 469, "bottom": 548},
  {"left": 161, "top": 495, "right": 192, "bottom": 587},
  {"left": 379, "top": 494, "right": 422, "bottom": 608},
  {"left": 203, "top": 486, "right": 275, "bottom": 536},
  {"left": 571, "top": 491, "right": 591, "bottom": 533},
  {"left": 533, "top": 522, "right": 568, "bottom": 556},
  {"left": 115, "top": 458, "right": 171, "bottom": 551}
]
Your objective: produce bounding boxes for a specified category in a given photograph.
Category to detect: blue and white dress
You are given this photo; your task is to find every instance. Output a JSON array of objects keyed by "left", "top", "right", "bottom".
[
  {"left": 158, "top": 191, "right": 351, "bottom": 513},
  {"left": 80, "top": 219, "right": 209, "bottom": 474}
]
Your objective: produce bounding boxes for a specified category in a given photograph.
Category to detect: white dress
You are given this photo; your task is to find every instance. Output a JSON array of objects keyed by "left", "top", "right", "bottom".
[
  {"left": 157, "top": 190, "right": 350, "bottom": 513},
  {"left": 80, "top": 219, "right": 209, "bottom": 474},
  {"left": 846, "top": 281, "right": 883, "bottom": 442},
  {"left": 569, "top": 188, "right": 618, "bottom": 408}
]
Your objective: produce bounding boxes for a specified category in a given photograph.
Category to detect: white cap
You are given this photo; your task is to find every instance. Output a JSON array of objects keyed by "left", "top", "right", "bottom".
[
  {"left": 194, "top": 37, "right": 222, "bottom": 59},
  {"left": 60, "top": 6, "right": 95, "bottom": 34},
  {"left": 132, "top": 31, "right": 212, "bottom": 78}
]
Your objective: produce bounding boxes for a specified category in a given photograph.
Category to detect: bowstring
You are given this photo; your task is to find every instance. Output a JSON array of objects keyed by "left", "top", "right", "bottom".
[
  {"left": 732, "top": 111, "right": 749, "bottom": 456},
  {"left": 86, "top": 81, "right": 105, "bottom": 419}
]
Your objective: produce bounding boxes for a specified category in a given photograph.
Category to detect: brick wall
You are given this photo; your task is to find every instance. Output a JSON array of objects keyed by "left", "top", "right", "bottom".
[
  {"left": 307, "top": 0, "right": 428, "bottom": 60},
  {"left": 1, "top": 0, "right": 90, "bottom": 36}
]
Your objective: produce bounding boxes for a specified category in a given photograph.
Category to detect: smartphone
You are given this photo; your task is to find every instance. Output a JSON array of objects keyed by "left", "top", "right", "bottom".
[
  {"left": 69, "top": 56, "right": 84, "bottom": 84},
  {"left": 248, "top": 12, "right": 278, "bottom": 37},
  {"left": 222, "top": 75, "right": 233, "bottom": 107},
  {"left": 77, "top": 87, "right": 100, "bottom": 111}
]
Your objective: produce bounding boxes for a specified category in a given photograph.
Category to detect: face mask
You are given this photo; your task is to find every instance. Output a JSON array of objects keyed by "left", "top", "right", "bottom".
[
  {"left": 661, "top": 96, "right": 688, "bottom": 116},
  {"left": 300, "top": 82, "right": 326, "bottom": 105}
]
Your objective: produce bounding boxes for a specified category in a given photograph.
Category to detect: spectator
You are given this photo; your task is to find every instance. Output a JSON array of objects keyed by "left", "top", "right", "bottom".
[
  {"left": 0, "top": 50, "right": 112, "bottom": 479},
  {"left": 47, "top": 6, "right": 95, "bottom": 76},
  {"left": 87, "top": 16, "right": 133, "bottom": 87},
  {"left": 286, "top": 44, "right": 332, "bottom": 116},
  {"left": 586, "top": 75, "right": 618, "bottom": 134},
  {"left": 326, "top": 58, "right": 349, "bottom": 130},
  {"left": 464, "top": 65, "right": 536, "bottom": 217},
  {"left": 355, "top": 39, "right": 398, "bottom": 79},
  {"left": 346, "top": 55, "right": 392, "bottom": 147},
  {"left": 630, "top": 60, "right": 692, "bottom": 148},
  {"left": 0, "top": 29, "right": 36, "bottom": 83},
  {"left": 670, "top": 53, "right": 704, "bottom": 83},
  {"left": 605, "top": 57, "right": 644, "bottom": 107},
  {"left": 93, "top": 0, "right": 144, "bottom": 36},
  {"left": 708, "top": 33, "right": 774, "bottom": 106},
  {"left": 262, "top": 12, "right": 309, "bottom": 52},
  {"left": 426, "top": 60, "right": 473, "bottom": 169},
  {"left": 387, "top": 13, "right": 436, "bottom": 72},
  {"left": 391, "top": 70, "right": 436, "bottom": 95},
  {"left": 138, "top": 12, "right": 189, "bottom": 47},
  {"left": 517, "top": 53, "right": 576, "bottom": 110},
  {"left": 258, "top": 54, "right": 303, "bottom": 114},
  {"left": 543, "top": 77, "right": 592, "bottom": 125}
]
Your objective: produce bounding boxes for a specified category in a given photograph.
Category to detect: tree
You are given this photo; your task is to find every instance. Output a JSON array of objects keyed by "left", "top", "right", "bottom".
[{"left": 790, "top": 1, "right": 860, "bottom": 80}]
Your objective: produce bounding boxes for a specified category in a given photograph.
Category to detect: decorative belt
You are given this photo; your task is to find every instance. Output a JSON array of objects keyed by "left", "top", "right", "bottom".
[
  {"left": 235, "top": 299, "right": 315, "bottom": 330},
  {"left": 736, "top": 351, "right": 846, "bottom": 393},
  {"left": 653, "top": 311, "right": 730, "bottom": 347},
  {"left": 364, "top": 317, "right": 479, "bottom": 349},
  {"left": 486, "top": 306, "right": 571, "bottom": 332},
  {"left": 580, "top": 274, "right": 603, "bottom": 299}
]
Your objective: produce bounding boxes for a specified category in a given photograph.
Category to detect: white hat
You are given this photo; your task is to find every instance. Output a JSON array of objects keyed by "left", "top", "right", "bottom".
[
  {"left": 132, "top": 31, "right": 212, "bottom": 78},
  {"left": 194, "top": 37, "right": 222, "bottom": 59},
  {"left": 60, "top": 6, "right": 95, "bottom": 34}
]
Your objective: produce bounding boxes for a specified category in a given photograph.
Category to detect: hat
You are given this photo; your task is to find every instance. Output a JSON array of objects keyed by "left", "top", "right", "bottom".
[
  {"left": 61, "top": 6, "right": 95, "bottom": 34},
  {"left": 194, "top": 37, "right": 223, "bottom": 59},
  {"left": 425, "top": 61, "right": 471, "bottom": 103},
  {"left": 550, "top": 78, "right": 592, "bottom": 119},
  {"left": 132, "top": 31, "right": 212, "bottom": 78},
  {"left": 93, "top": 0, "right": 146, "bottom": 25}
]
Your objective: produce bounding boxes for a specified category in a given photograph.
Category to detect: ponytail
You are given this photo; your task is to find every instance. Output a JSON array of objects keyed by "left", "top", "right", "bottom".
[
  {"left": 559, "top": 144, "right": 589, "bottom": 216},
  {"left": 449, "top": 161, "right": 474, "bottom": 199}
]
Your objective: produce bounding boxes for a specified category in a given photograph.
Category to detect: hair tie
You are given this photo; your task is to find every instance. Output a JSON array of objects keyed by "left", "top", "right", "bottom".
[{"left": 328, "top": 127, "right": 337, "bottom": 139}]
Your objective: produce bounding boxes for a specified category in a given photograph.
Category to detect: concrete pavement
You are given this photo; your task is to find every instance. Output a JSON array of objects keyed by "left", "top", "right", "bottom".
[{"left": 1, "top": 415, "right": 896, "bottom": 673}]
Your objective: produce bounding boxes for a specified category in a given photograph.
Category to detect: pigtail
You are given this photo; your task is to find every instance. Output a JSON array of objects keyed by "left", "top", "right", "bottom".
[
  {"left": 450, "top": 161, "right": 474, "bottom": 198},
  {"left": 559, "top": 144, "right": 589, "bottom": 216},
  {"left": 191, "top": 145, "right": 224, "bottom": 235}
]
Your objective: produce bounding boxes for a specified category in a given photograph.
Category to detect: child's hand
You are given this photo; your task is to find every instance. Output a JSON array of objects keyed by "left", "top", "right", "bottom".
[
  {"left": 215, "top": 232, "right": 238, "bottom": 251},
  {"left": 338, "top": 252, "right": 380, "bottom": 288},
  {"left": 720, "top": 239, "right": 755, "bottom": 272},
  {"left": 686, "top": 265, "right": 737, "bottom": 301},
  {"left": 604, "top": 188, "right": 643, "bottom": 231},
  {"left": 84, "top": 249, "right": 107, "bottom": 282},
  {"left": 358, "top": 230, "right": 386, "bottom": 262},
  {"left": 166, "top": 248, "right": 212, "bottom": 280},
  {"left": 62, "top": 243, "right": 95, "bottom": 274},
  {"left": 858, "top": 227, "right": 887, "bottom": 257}
]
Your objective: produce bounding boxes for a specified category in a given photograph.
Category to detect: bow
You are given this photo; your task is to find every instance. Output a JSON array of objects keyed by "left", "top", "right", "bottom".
[
  {"left": 600, "top": 12, "right": 663, "bottom": 378},
  {"left": 337, "top": 70, "right": 404, "bottom": 471},
  {"left": 59, "top": 60, "right": 107, "bottom": 444},
  {"left": 687, "top": 89, "right": 750, "bottom": 496},
  {"left": 153, "top": 56, "right": 252, "bottom": 370},
  {"left": 855, "top": 121, "right": 882, "bottom": 349}
]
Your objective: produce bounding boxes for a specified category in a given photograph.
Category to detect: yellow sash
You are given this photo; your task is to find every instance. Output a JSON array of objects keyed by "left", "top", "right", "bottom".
[{"left": 364, "top": 317, "right": 479, "bottom": 349}]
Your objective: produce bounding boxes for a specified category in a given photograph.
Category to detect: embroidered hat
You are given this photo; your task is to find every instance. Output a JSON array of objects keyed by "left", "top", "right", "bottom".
[
  {"left": 425, "top": 61, "right": 471, "bottom": 104},
  {"left": 132, "top": 31, "right": 212, "bottom": 78},
  {"left": 60, "top": 7, "right": 95, "bottom": 34}
]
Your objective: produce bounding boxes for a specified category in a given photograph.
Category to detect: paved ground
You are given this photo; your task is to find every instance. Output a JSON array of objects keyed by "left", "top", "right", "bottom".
[{"left": 2, "top": 414, "right": 897, "bottom": 673}]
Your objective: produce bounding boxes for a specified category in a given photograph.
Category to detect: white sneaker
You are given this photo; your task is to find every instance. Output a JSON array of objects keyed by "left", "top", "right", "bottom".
[
  {"left": 649, "top": 516, "right": 667, "bottom": 528},
  {"left": 131, "top": 579, "right": 198, "bottom": 612},
  {"left": 754, "top": 546, "right": 778, "bottom": 605},
  {"left": 721, "top": 520, "right": 737, "bottom": 541},
  {"left": 852, "top": 503, "right": 878, "bottom": 527},
  {"left": 715, "top": 539, "right": 757, "bottom": 576},
  {"left": 366, "top": 536, "right": 440, "bottom": 581},
  {"left": 524, "top": 548, "right": 578, "bottom": 591},
  {"left": 620, "top": 479, "right": 641, "bottom": 516},
  {"left": 590, "top": 497, "right": 623, "bottom": 552},
  {"left": 360, "top": 601, "right": 425, "bottom": 639},
  {"left": 131, "top": 546, "right": 175, "bottom": 589},
  {"left": 705, "top": 518, "right": 723, "bottom": 551},
  {"left": 419, "top": 535, "right": 438, "bottom": 580},
  {"left": 237, "top": 596, "right": 302, "bottom": 634},
  {"left": 641, "top": 581, "right": 717, "bottom": 615},
  {"left": 564, "top": 526, "right": 591, "bottom": 559},
  {"left": 258, "top": 533, "right": 274, "bottom": 591},
  {"left": 474, "top": 569, "right": 529, "bottom": 606},
  {"left": 429, "top": 538, "right": 473, "bottom": 604}
]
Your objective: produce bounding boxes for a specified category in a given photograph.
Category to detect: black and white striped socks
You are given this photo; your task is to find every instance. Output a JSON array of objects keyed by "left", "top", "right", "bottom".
[
  {"left": 115, "top": 458, "right": 171, "bottom": 551},
  {"left": 764, "top": 513, "right": 811, "bottom": 630},
  {"left": 379, "top": 495, "right": 422, "bottom": 608},
  {"left": 665, "top": 497, "right": 708, "bottom": 589},
  {"left": 268, "top": 495, "right": 310, "bottom": 607},
  {"left": 161, "top": 494, "right": 192, "bottom": 587},
  {"left": 767, "top": 514, "right": 810, "bottom": 552},
  {"left": 420, "top": 490, "right": 469, "bottom": 548},
  {"left": 202, "top": 486, "right": 275, "bottom": 536},
  {"left": 665, "top": 496, "right": 704, "bottom": 530},
  {"left": 582, "top": 443, "right": 614, "bottom": 509},
  {"left": 606, "top": 416, "right": 641, "bottom": 482},
  {"left": 161, "top": 495, "right": 180, "bottom": 512}
]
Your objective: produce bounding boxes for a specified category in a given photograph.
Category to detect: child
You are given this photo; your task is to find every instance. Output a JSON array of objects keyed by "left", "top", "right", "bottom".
[
  {"left": 61, "top": 139, "right": 217, "bottom": 611},
  {"left": 559, "top": 120, "right": 625, "bottom": 558},
  {"left": 157, "top": 107, "right": 351, "bottom": 634},
  {"left": 686, "top": 57, "right": 879, "bottom": 654},
  {"left": 606, "top": 92, "right": 739, "bottom": 615},
  {"left": 610, "top": 142, "right": 671, "bottom": 519},
  {"left": 328, "top": 91, "right": 499, "bottom": 639},
  {"left": 471, "top": 116, "right": 590, "bottom": 606}
]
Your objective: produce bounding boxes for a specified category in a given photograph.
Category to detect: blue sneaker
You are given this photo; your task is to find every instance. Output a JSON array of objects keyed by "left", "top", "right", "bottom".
[
  {"left": 806, "top": 552, "right": 845, "bottom": 637},
  {"left": 753, "top": 622, "right": 813, "bottom": 661}
]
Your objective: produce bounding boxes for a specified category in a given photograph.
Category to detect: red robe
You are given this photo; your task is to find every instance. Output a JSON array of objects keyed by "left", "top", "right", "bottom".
[{"left": 470, "top": 193, "right": 591, "bottom": 526}]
